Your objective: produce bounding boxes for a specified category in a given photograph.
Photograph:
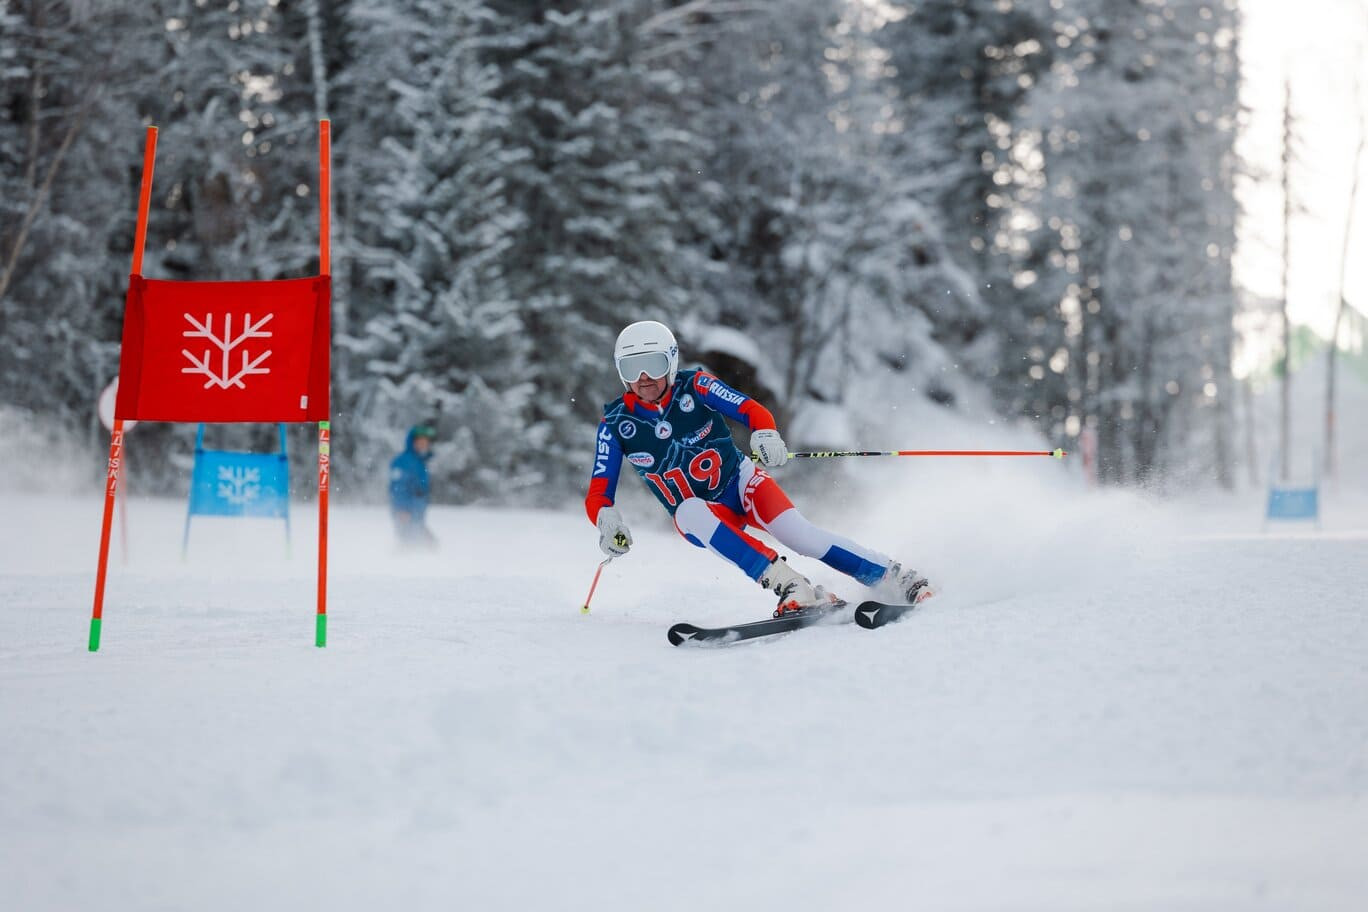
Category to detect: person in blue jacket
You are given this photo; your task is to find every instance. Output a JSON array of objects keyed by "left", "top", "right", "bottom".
[{"left": 390, "top": 423, "right": 437, "bottom": 549}]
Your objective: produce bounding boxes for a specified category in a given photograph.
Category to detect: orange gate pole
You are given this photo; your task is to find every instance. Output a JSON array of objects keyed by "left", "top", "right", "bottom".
[
  {"left": 315, "top": 119, "right": 331, "bottom": 648},
  {"left": 90, "top": 125, "right": 157, "bottom": 651}
]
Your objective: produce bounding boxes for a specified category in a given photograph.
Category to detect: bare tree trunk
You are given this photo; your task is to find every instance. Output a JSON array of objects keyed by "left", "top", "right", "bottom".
[
  {"left": 1326, "top": 52, "right": 1364, "bottom": 483},
  {"left": 1212, "top": 302, "right": 1235, "bottom": 490},
  {"left": 1134, "top": 317, "right": 1157, "bottom": 484},
  {"left": 0, "top": 92, "right": 94, "bottom": 306},
  {"left": 1242, "top": 375, "right": 1259, "bottom": 487},
  {"left": 1279, "top": 78, "right": 1294, "bottom": 482}
]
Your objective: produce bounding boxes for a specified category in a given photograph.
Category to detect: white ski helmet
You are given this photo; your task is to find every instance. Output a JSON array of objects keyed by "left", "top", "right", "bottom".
[{"left": 614, "top": 320, "right": 679, "bottom": 387}]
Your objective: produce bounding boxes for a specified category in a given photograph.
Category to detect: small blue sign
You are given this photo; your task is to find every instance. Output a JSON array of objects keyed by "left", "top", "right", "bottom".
[
  {"left": 1266, "top": 486, "right": 1318, "bottom": 522},
  {"left": 188, "top": 449, "right": 290, "bottom": 518},
  {"left": 183, "top": 424, "right": 291, "bottom": 555}
]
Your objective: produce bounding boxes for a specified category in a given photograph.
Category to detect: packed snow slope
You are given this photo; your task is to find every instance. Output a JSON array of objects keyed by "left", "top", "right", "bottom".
[{"left": 2, "top": 407, "right": 1366, "bottom": 911}]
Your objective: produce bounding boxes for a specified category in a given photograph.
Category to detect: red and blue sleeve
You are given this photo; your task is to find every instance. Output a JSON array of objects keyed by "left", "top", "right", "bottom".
[
  {"left": 692, "top": 372, "right": 776, "bottom": 431},
  {"left": 585, "top": 417, "right": 623, "bottom": 525}
]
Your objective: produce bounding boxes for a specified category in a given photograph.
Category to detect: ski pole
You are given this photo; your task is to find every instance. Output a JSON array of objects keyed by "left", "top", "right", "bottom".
[
  {"left": 755, "top": 448, "right": 1067, "bottom": 460},
  {"left": 581, "top": 554, "right": 616, "bottom": 615}
]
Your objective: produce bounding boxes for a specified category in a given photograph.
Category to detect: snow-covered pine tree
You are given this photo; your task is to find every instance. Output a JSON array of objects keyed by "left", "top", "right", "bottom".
[
  {"left": 121, "top": 1, "right": 337, "bottom": 480},
  {"left": 0, "top": 0, "right": 1246, "bottom": 498},
  {"left": 680, "top": 0, "right": 987, "bottom": 437},
  {"left": 878, "top": 0, "right": 1052, "bottom": 313},
  {"left": 1001, "top": 0, "right": 1240, "bottom": 484},
  {"left": 139, "top": 0, "right": 318, "bottom": 283},
  {"left": 340, "top": 0, "right": 540, "bottom": 502},
  {"left": 0, "top": 3, "right": 161, "bottom": 453},
  {"left": 476, "top": 2, "right": 717, "bottom": 494}
]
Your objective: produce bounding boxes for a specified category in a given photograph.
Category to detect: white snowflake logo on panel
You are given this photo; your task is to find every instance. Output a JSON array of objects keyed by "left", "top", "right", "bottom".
[
  {"left": 181, "top": 313, "right": 274, "bottom": 389},
  {"left": 217, "top": 466, "right": 262, "bottom": 506}
]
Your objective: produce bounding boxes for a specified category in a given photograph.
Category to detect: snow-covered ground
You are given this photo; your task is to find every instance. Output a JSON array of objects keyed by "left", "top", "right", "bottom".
[{"left": 3, "top": 401, "right": 1367, "bottom": 911}]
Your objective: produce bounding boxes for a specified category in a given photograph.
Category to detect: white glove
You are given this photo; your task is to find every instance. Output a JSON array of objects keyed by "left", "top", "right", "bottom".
[
  {"left": 751, "top": 429, "right": 789, "bottom": 467},
  {"left": 596, "top": 506, "right": 632, "bottom": 557}
]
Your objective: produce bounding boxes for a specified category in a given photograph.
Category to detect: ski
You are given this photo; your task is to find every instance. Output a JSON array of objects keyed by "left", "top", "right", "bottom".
[
  {"left": 668, "top": 600, "right": 850, "bottom": 646},
  {"left": 852, "top": 599, "right": 920, "bottom": 630}
]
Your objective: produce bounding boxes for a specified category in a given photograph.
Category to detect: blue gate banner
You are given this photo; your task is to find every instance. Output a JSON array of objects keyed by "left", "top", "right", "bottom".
[
  {"left": 188, "top": 449, "right": 290, "bottom": 517},
  {"left": 184, "top": 424, "right": 291, "bottom": 555},
  {"left": 1266, "top": 486, "right": 1318, "bottom": 521}
]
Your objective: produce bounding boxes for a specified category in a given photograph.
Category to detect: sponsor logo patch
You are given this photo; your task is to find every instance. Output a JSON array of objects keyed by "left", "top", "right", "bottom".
[
  {"left": 655, "top": 421, "right": 673, "bottom": 440},
  {"left": 618, "top": 420, "right": 637, "bottom": 439},
  {"left": 742, "top": 465, "right": 769, "bottom": 514},
  {"left": 679, "top": 394, "right": 695, "bottom": 413},
  {"left": 627, "top": 452, "right": 655, "bottom": 468},
  {"left": 681, "top": 419, "right": 715, "bottom": 446},
  {"left": 594, "top": 422, "right": 615, "bottom": 475},
  {"left": 706, "top": 382, "right": 746, "bottom": 407}
]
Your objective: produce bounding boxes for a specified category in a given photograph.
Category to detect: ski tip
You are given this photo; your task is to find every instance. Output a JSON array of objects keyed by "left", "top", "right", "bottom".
[
  {"left": 668, "top": 623, "right": 703, "bottom": 646},
  {"left": 853, "top": 601, "right": 884, "bottom": 629}
]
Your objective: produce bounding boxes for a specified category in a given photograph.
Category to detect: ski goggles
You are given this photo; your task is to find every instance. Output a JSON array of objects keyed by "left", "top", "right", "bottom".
[{"left": 616, "top": 351, "right": 671, "bottom": 383}]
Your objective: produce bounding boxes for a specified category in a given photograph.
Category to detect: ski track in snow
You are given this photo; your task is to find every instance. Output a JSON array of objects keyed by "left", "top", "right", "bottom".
[{"left": 2, "top": 459, "right": 1367, "bottom": 911}]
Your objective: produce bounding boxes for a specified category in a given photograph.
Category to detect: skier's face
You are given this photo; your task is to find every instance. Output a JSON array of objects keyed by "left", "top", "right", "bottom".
[{"left": 628, "top": 372, "right": 669, "bottom": 403}]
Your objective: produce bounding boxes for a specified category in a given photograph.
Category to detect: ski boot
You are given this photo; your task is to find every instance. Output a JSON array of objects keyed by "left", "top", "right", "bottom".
[
  {"left": 759, "top": 557, "right": 834, "bottom": 617},
  {"left": 880, "top": 561, "right": 934, "bottom": 605}
]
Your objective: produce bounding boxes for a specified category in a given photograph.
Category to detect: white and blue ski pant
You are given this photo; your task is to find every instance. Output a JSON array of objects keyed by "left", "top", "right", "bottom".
[{"left": 671, "top": 459, "right": 892, "bottom": 586}]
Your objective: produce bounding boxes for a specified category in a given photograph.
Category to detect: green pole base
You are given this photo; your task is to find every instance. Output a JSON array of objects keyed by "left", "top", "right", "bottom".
[
  {"left": 88, "top": 617, "right": 102, "bottom": 652},
  {"left": 315, "top": 613, "right": 327, "bottom": 648}
]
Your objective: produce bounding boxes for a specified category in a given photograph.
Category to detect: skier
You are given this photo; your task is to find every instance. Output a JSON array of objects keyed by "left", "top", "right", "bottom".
[
  {"left": 389, "top": 423, "right": 438, "bottom": 550},
  {"left": 586, "top": 320, "right": 933, "bottom": 616}
]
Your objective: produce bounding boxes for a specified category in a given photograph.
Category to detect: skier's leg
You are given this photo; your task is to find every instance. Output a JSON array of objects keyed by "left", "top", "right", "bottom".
[
  {"left": 737, "top": 460, "right": 894, "bottom": 586},
  {"left": 674, "top": 496, "right": 825, "bottom": 611},
  {"left": 672, "top": 497, "right": 777, "bottom": 581}
]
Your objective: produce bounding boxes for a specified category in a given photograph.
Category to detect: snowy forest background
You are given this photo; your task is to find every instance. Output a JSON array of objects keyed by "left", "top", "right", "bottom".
[{"left": 2, "top": 0, "right": 1252, "bottom": 504}]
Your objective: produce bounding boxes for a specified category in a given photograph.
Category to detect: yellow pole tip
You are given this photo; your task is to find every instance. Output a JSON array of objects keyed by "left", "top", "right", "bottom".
[{"left": 1053, "top": 448, "right": 1066, "bottom": 459}]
